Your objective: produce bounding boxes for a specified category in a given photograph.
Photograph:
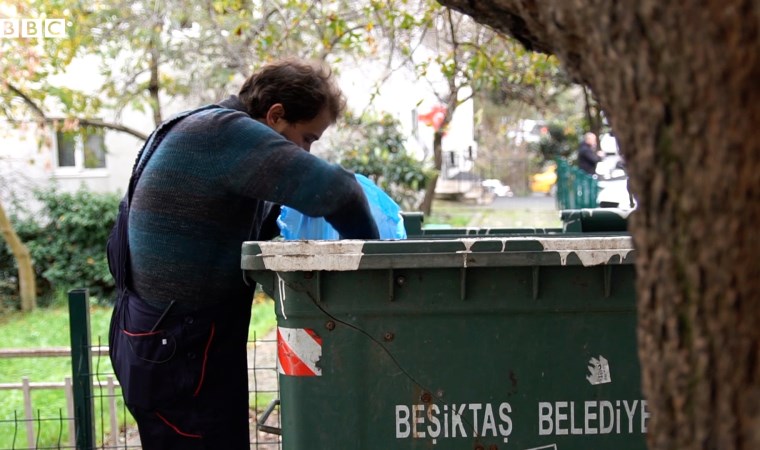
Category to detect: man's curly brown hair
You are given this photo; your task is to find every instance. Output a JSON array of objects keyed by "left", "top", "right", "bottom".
[{"left": 238, "top": 58, "right": 346, "bottom": 124}]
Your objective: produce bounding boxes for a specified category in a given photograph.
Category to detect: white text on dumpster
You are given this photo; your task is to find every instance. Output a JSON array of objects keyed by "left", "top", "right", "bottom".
[
  {"left": 395, "top": 402, "right": 513, "bottom": 440},
  {"left": 395, "top": 400, "right": 650, "bottom": 441},
  {"left": 538, "top": 400, "right": 649, "bottom": 435}
]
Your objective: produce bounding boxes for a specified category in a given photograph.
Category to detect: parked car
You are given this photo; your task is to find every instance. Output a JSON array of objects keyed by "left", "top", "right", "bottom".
[
  {"left": 530, "top": 163, "right": 557, "bottom": 195},
  {"left": 481, "top": 179, "right": 513, "bottom": 197},
  {"left": 595, "top": 133, "right": 626, "bottom": 179},
  {"left": 597, "top": 176, "right": 637, "bottom": 210}
]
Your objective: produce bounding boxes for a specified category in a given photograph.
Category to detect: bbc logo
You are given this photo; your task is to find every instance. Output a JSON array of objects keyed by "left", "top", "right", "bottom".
[{"left": 0, "top": 19, "right": 67, "bottom": 39}]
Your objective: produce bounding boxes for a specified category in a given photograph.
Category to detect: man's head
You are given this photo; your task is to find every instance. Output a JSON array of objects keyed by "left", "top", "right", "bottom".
[
  {"left": 238, "top": 58, "right": 346, "bottom": 151},
  {"left": 583, "top": 132, "right": 598, "bottom": 147}
]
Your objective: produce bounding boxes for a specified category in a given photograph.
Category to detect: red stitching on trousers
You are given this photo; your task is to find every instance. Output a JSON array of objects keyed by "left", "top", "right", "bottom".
[
  {"left": 194, "top": 322, "right": 215, "bottom": 396},
  {"left": 121, "top": 329, "right": 161, "bottom": 337},
  {"left": 155, "top": 412, "right": 202, "bottom": 438}
]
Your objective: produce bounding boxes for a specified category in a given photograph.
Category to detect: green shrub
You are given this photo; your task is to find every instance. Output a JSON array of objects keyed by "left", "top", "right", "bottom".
[
  {"left": 0, "top": 187, "right": 121, "bottom": 307},
  {"left": 323, "top": 112, "right": 434, "bottom": 211},
  {"left": 528, "top": 122, "right": 580, "bottom": 167}
]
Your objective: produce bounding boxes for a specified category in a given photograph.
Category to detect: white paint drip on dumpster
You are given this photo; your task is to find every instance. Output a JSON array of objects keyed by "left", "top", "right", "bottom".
[
  {"left": 486, "top": 236, "right": 633, "bottom": 266},
  {"left": 536, "top": 236, "right": 633, "bottom": 266},
  {"left": 277, "top": 274, "right": 287, "bottom": 320},
  {"left": 457, "top": 239, "right": 478, "bottom": 268},
  {"left": 257, "top": 241, "right": 364, "bottom": 271},
  {"left": 450, "top": 236, "right": 633, "bottom": 267},
  {"left": 534, "top": 237, "right": 632, "bottom": 266}
]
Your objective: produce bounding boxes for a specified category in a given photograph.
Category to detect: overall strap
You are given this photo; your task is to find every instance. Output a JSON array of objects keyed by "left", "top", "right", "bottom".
[{"left": 127, "top": 104, "right": 219, "bottom": 201}]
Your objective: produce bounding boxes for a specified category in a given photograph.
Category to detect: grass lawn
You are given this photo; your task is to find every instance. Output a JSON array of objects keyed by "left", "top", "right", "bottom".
[
  {"left": 427, "top": 198, "right": 563, "bottom": 228},
  {"left": 0, "top": 294, "right": 277, "bottom": 448}
]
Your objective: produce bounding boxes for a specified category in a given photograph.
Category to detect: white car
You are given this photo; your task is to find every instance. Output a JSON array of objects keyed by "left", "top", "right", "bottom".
[
  {"left": 596, "top": 134, "right": 625, "bottom": 179},
  {"left": 597, "top": 177, "right": 636, "bottom": 210},
  {"left": 481, "top": 179, "right": 513, "bottom": 197}
]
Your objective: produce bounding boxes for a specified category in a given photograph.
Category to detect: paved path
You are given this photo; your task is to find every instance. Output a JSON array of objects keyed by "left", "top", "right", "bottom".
[
  {"left": 489, "top": 193, "right": 557, "bottom": 211},
  {"left": 464, "top": 194, "right": 562, "bottom": 228}
]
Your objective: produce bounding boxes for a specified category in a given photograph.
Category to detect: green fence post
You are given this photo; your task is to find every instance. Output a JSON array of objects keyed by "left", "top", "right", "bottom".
[
  {"left": 68, "top": 289, "right": 95, "bottom": 450},
  {"left": 555, "top": 160, "right": 571, "bottom": 210},
  {"left": 570, "top": 167, "right": 601, "bottom": 209}
]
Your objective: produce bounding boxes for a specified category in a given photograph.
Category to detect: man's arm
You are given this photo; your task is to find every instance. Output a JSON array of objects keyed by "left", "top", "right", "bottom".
[
  {"left": 324, "top": 188, "right": 380, "bottom": 239},
  {"left": 215, "top": 110, "right": 379, "bottom": 239},
  {"left": 579, "top": 144, "right": 603, "bottom": 165}
]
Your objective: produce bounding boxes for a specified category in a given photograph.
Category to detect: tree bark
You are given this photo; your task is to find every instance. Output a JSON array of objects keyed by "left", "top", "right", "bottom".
[
  {"left": 582, "top": 85, "right": 602, "bottom": 137},
  {"left": 419, "top": 97, "right": 458, "bottom": 216},
  {"left": 437, "top": 1, "right": 760, "bottom": 449},
  {"left": 0, "top": 201, "right": 36, "bottom": 311},
  {"left": 419, "top": 128, "right": 446, "bottom": 216},
  {"left": 148, "top": 44, "right": 163, "bottom": 127}
]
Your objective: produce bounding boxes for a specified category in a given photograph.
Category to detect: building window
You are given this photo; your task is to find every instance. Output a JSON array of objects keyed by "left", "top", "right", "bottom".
[
  {"left": 56, "top": 132, "right": 77, "bottom": 167},
  {"left": 55, "top": 129, "right": 107, "bottom": 170}
]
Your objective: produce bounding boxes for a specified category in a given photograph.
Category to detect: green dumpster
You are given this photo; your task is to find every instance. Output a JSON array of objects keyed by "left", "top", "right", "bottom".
[
  {"left": 401, "top": 212, "right": 565, "bottom": 237},
  {"left": 242, "top": 235, "right": 644, "bottom": 450},
  {"left": 402, "top": 208, "right": 631, "bottom": 237}
]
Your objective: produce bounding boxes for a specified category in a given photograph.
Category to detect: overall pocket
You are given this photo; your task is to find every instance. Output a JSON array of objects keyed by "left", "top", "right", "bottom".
[{"left": 110, "top": 294, "right": 212, "bottom": 411}]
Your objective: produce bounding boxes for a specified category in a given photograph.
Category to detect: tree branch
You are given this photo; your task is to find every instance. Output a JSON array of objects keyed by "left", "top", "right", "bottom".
[
  {"left": 3, "top": 82, "right": 148, "bottom": 141},
  {"left": 4, "top": 82, "right": 47, "bottom": 120},
  {"left": 47, "top": 117, "right": 148, "bottom": 140}
]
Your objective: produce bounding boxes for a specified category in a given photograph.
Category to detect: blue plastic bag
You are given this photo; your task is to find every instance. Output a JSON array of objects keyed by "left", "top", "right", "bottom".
[{"left": 277, "top": 174, "right": 407, "bottom": 240}]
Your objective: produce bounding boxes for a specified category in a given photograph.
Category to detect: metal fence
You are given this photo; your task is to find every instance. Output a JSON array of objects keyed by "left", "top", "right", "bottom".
[
  {"left": 0, "top": 289, "right": 281, "bottom": 449},
  {"left": 555, "top": 159, "right": 600, "bottom": 210}
]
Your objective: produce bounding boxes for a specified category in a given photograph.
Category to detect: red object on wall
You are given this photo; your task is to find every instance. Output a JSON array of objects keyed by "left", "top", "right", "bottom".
[{"left": 418, "top": 105, "right": 447, "bottom": 130}]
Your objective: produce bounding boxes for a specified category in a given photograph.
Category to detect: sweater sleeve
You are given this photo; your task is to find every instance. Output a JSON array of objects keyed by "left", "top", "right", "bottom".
[{"left": 213, "top": 109, "right": 379, "bottom": 239}]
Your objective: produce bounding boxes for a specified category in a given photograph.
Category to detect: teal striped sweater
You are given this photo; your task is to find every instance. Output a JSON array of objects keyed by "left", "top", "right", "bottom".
[{"left": 128, "top": 96, "right": 378, "bottom": 310}]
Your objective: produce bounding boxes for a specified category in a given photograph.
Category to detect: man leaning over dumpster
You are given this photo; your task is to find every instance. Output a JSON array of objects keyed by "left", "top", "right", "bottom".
[{"left": 107, "top": 58, "right": 379, "bottom": 449}]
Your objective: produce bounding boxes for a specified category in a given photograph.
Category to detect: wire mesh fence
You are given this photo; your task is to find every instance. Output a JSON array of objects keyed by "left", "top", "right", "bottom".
[
  {"left": 0, "top": 291, "right": 281, "bottom": 449},
  {"left": 0, "top": 410, "right": 75, "bottom": 449}
]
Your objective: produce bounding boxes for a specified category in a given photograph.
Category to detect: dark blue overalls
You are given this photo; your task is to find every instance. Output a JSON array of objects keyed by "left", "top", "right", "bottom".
[{"left": 107, "top": 106, "right": 253, "bottom": 449}]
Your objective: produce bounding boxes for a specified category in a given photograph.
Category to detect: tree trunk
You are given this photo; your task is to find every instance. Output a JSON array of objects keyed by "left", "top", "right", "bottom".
[
  {"left": 437, "top": 1, "right": 760, "bottom": 449},
  {"left": 419, "top": 83, "right": 461, "bottom": 216},
  {"left": 419, "top": 129, "right": 446, "bottom": 216},
  {"left": 0, "top": 201, "right": 36, "bottom": 311},
  {"left": 148, "top": 21, "right": 163, "bottom": 127},
  {"left": 582, "top": 85, "right": 602, "bottom": 137},
  {"left": 148, "top": 45, "right": 162, "bottom": 126}
]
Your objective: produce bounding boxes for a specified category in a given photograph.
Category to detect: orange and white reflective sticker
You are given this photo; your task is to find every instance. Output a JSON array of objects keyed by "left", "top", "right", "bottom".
[{"left": 277, "top": 327, "right": 322, "bottom": 376}]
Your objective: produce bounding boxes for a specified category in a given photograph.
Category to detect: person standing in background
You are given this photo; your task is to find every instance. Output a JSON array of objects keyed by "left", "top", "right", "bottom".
[{"left": 577, "top": 132, "right": 605, "bottom": 175}]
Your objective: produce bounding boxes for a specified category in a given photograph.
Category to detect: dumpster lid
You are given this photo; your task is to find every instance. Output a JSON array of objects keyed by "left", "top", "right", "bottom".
[{"left": 241, "top": 236, "right": 634, "bottom": 272}]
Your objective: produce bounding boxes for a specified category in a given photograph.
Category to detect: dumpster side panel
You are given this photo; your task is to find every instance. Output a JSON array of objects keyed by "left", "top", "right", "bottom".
[{"left": 270, "top": 259, "right": 644, "bottom": 450}]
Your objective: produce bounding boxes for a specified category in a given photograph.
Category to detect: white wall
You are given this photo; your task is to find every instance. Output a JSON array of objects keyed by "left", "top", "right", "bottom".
[
  {"left": 2, "top": 52, "right": 480, "bottom": 205},
  {"left": 0, "top": 54, "right": 190, "bottom": 207}
]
